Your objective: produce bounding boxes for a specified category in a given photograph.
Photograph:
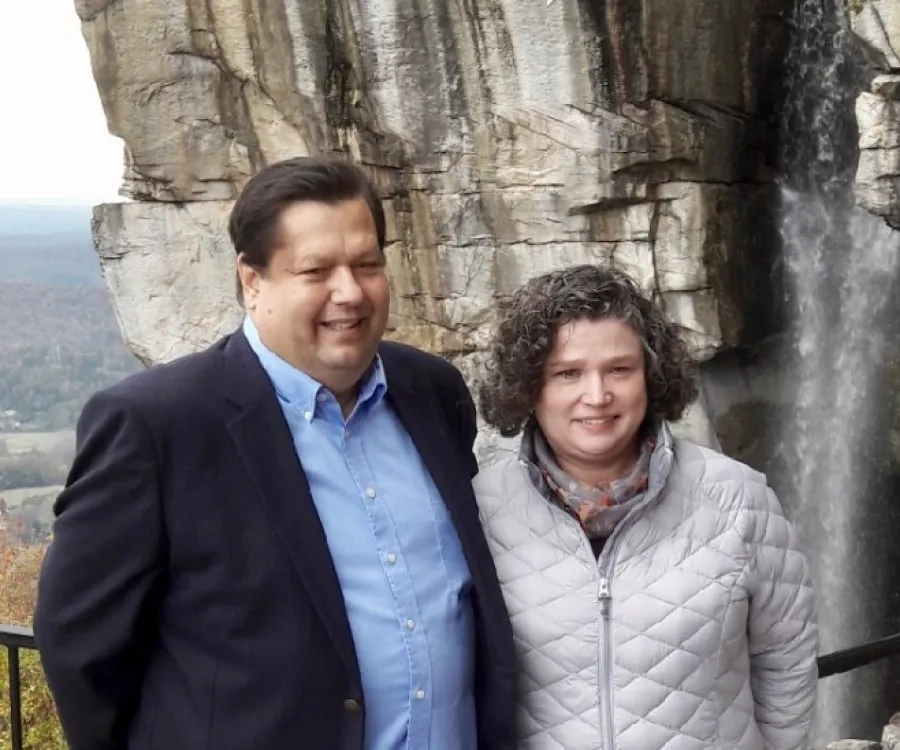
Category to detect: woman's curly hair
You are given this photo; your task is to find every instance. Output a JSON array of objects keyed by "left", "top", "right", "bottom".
[{"left": 479, "top": 264, "right": 699, "bottom": 437}]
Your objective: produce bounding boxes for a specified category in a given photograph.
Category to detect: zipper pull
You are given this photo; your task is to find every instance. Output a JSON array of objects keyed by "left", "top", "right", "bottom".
[
  {"left": 598, "top": 577, "right": 610, "bottom": 599},
  {"left": 598, "top": 577, "right": 610, "bottom": 600},
  {"left": 598, "top": 577, "right": 611, "bottom": 616}
]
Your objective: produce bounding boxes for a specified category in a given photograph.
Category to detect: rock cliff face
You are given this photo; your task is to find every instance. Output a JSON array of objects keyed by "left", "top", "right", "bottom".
[
  {"left": 72, "top": 3, "right": 900, "bottom": 743},
  {"left": 76, "top": 0, "right": 792, "bottom": 451},
  {"left": 853, "top": 0, "right": 900, "bottom": 225}
]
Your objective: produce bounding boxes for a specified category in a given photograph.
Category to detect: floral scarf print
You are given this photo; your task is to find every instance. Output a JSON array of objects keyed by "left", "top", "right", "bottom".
[{"left": 531, "top": 424, "right": 657, "bottom": 539}]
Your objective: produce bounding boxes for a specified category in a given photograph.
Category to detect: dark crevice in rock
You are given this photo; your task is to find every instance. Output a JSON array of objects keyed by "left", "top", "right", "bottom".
[
  {"left": 647, "top": 193, "right": 665, "bottom": 306},
  {"left": 570, "top": 198, "right": 649, "bottom": 214},
  {"left": 245, "top": 0, "right": 323, "bottom": 152},
  {"left": 704, "top": 184, "right": 784, "bottom": 348},
  {"left": 322, "top": 0, "right": 407, "bottom": 173},
  {"left": 407, "top": 0, "right": 460, "bottom": 160},
  {"left": 657, "top": 98, "right": 753, "bottom": 123},
  {"left": 864, "top": 3, "right": 899, "bottom": 72},
  {"left": 576, "top": 0, "right": 618, "bottom": 111},
  {"left": 456, "top": 0, "right": 498, "bottom": 123},
  {"left": 610, "top": 162, "right": 769, "bottom": 185},
  {"left": 605, "top": 0, "right": 649, "bottom": 107},
  {"left": 192, "top": 0, "right": 262, "bottom": 179}
]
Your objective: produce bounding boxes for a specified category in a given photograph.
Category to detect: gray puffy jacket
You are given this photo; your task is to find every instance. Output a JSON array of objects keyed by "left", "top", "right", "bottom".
[{"left": 472, "top": 425, "right": 818, "bottom": 750}]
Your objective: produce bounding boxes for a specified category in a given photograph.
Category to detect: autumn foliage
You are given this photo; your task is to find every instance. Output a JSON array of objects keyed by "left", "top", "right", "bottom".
[{"left": 0, "top": 535, "right": 65, "bottom": 749}]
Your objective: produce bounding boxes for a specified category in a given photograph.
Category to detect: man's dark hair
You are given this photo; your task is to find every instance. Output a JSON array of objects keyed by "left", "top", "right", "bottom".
[{"left": 229, "top": 155, "right": 386, "bottom": 304}]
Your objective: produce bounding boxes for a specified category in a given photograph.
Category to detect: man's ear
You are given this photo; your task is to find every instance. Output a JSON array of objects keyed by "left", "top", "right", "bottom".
[{"left": 236, "top": 254, "right": 262, "bottom": 310}]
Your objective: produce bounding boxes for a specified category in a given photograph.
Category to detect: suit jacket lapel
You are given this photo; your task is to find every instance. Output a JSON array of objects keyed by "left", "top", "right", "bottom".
[
  {"left": 385, "top": 370, "right": 479, "bottom": 560},
  {"left": 384, "top": 354, "right": 520, "bottom": 679},
  {"left": 222, "top": 330, "right": 359, "bottom": 678}
]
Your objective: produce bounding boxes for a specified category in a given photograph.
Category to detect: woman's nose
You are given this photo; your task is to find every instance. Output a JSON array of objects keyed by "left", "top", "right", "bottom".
[{"left": 582, "top": 376, "right": 611, "bottom": 405}]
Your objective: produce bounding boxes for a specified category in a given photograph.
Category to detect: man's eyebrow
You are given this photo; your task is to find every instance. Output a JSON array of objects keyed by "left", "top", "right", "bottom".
[{"left": 290, "top": 254, "right": 332, "bottom": 269}]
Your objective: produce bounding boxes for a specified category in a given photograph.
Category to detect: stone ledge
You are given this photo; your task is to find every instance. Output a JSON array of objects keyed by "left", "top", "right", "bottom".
[{"left": 827, "top": 713, "right": 900, "bottom": 750}]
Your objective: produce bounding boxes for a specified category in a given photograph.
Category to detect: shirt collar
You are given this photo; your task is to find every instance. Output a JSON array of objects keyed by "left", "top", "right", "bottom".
[{"left": 242, "top": 316, "right": 387, "bottom": 418}]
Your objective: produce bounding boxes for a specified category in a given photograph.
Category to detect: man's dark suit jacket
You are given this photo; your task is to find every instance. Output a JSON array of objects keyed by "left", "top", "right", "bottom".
[{"left": 33, "top": 329, "right": 516, "bottom": 750}]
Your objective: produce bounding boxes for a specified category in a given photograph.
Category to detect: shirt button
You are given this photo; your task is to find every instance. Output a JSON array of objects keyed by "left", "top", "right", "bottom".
[
  {"left": 386, "top": 553, "right": 397, "bottom": 564},
  {"left": 303, "top": 410, "right": 313, "bottom": 421},
  {"left": 343, "top": 698, "right": 361, "bottom": 713},
  {"left": 415, "top": 689, "right": 426, "bottom": 700},
  {"left": 406, "top": 619, "right": 416, "bottom": 630},
  {"left": 365, "top": 487, "right": 376, "bottom": 499}
]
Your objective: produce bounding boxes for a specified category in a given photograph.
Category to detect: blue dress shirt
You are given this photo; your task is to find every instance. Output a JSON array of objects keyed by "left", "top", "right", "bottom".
[{"left": 243, "top": 318, "right": 476, "bottom": 750}]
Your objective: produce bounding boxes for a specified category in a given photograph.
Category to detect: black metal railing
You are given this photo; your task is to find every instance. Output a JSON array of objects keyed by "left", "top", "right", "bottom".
[
  {"left": 817, "top": 631, "right": 900, "bottom": 678},
  {"left": 1, "top": 624, "right": 34, "bottom": 750},
  {"left": 2, "top": 624, "right": 900, "bottom": 749}
]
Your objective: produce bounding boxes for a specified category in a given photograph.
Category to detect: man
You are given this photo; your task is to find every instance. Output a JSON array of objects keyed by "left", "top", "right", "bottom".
[{"left": 33, "top": 156, "right": 516, "bottom": 750}]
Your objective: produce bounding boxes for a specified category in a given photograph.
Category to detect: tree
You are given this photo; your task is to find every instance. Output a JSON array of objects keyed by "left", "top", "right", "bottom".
[{"left": 0, "top": 536, "right": 64, "bottom": 749}]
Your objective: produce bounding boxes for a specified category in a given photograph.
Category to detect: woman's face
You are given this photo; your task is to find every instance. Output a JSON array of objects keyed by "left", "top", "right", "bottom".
[{"left": 534, "top": 317, "right": 649, "bottom": 485}]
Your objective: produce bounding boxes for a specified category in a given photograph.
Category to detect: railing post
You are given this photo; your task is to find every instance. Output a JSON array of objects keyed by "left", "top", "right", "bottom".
[
  {"left": 0, "top": 625, "right": 35, "bottom": 750},
  {"left": 8, "top": 644, "right": 22, "bottom": 750}
]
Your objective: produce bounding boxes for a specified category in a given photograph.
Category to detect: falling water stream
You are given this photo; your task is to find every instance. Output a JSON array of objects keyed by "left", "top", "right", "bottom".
[{"left": 778, "top": 0, "right": 900, "bottom": 743}]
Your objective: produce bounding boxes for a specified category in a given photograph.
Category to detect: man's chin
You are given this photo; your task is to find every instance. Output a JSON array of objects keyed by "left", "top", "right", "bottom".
[{"left": 321, "top": 348, "right": 378, "bottom": 374}]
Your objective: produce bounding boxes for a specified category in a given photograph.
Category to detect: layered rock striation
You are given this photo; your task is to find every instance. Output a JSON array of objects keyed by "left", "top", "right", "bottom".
[{"left": 76, "top": 0, "right": 793, "bottom": 449}]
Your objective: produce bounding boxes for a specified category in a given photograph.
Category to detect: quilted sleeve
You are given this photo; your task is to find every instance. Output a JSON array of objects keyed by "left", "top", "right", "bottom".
[{"left": 743, "top": 484, "right": 819, "bottom": 750}]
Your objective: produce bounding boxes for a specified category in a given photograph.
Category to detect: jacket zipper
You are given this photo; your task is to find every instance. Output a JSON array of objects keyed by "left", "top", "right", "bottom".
[
  {"left": 597, "top": 576, "right": 616, "bottom": 750},
  {"left": 593, "top": 461, "right": 669, "bottom": 750},
  {"left": 523, "top": 439, "right": 672, "bottom": 750}
]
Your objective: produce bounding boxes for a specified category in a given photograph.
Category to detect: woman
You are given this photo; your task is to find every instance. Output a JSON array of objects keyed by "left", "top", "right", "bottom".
[{"left": 474, "top": 264, "right": 818, "bottom": 750}]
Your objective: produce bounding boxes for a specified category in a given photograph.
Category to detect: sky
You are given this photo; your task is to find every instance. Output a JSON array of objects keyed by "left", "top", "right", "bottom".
[{"left": 0, "top": 1, "right": 123, "bottom": 205}]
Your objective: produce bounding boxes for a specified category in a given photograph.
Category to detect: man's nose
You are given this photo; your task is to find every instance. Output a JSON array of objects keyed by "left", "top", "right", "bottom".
[{"left": 330, "top": 267, "right": 364, "bottom": 304}]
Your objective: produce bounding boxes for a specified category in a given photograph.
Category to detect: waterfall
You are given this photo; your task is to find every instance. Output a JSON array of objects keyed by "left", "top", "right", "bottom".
[{"left": 778, "top": 0, "right": 900, "bottom": 743}]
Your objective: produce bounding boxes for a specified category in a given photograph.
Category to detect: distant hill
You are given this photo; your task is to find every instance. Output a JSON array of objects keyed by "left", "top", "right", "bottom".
[
  {"left": 0, "top": 281, "right": 140, "bottom": 430},
  {"left": 0, "top": 204, "right": 102, "bottom": 286},
  {"left": 0, "top": 204, "right": 140, "bottom": 431}
]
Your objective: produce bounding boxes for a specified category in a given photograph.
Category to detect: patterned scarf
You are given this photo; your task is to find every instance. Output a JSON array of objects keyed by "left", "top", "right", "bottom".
[{"left": 531, "top": 424, "right": 657, "bottom": 539}]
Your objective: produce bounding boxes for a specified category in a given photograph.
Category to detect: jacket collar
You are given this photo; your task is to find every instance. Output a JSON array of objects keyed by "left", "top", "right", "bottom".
[
  {"left": 517, "top": 418, "right": 676, "bottom": 532},
  {"left": 239, "top": 316, "right": 387, "bottom": 419}
]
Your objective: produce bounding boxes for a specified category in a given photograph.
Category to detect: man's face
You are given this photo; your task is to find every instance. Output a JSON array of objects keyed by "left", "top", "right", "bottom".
[{"left": 238, "top": 197, "right": 390, "bottom": 402}]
